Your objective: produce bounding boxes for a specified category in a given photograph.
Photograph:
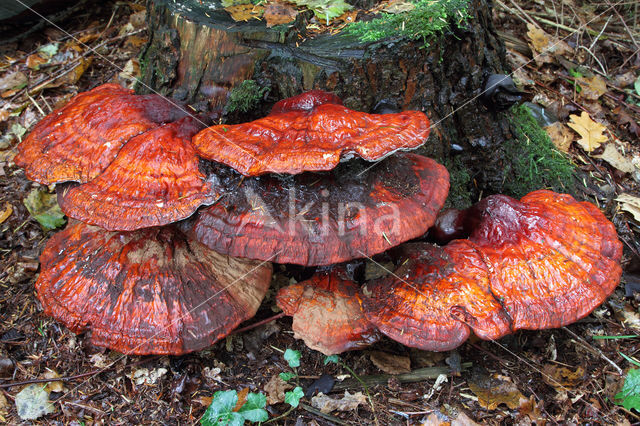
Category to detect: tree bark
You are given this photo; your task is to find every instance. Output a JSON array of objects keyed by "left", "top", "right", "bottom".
[{"left": 140, "top": 0, "right": 516, "bottom": 200}]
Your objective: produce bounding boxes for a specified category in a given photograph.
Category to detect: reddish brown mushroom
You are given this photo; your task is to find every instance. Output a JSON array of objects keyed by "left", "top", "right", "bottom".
[
  {"left": 57, "top": 117, "right": 220, "bottom": 231},
  {"left": 15, "top": 84, "right": 188, "bottom": 184},
  {"left": 359, "top": 190, "right": 622, "bottom": 352},
  {"left": 192, "top": 90, "right": 431, "bottom": 176},
  {"left": 276, "top": 270, "right": 380, "bottom": 355},
  {"left": 36, "top": 221, "right": 272, "bottom": 355},
  {"left": 183, "top": 153, "right": 449, "bottom": 265}
]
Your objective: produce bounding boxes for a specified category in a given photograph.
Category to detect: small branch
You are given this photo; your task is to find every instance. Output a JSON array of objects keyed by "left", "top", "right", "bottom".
[
  {"left": 562, "top": 327, "right": 623, "bottom": 375},
  {"left": 300, "top": 403, "right": 350, "bottom": 425},
  {"left": 231, "top": 312, "right": 285, "bottom": 335},
  {"left": 0, "top": 370, "right": 100, "bottom": 389}
]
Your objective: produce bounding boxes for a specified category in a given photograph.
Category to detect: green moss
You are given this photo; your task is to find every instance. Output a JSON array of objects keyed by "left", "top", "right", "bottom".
[
  {"left": 225, "top": 80, "right": 269, "bottom": 114},
  {"left": 503, "top": 104, "right": 575, "bottom": 198},
  {"left": 344, "top": 0, "right": 471, "bottom": 47},
  {"left": 444, "top": 156, "right": 473, "bottom": 210}
]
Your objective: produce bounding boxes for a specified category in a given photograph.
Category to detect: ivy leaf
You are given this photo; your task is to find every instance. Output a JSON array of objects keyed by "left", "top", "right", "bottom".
[
  {"left": 284, "top": 349, "right": 301, "bottom": 368},
  {"left": 615, "top": 369, "right": 640, "bottom": 412},
  {"left": 238, "top": 392, "right": 268, "bottom": 423},
  {"left": 201, "top": 390, "right": 243, "bottom": 426},
  {"left": 324, "top": 355, "right": 339, "bottom": 365},
  {"left": 279, "top": 372, "right": 296, "bottom": 382},
  {"left": 285, "top": 386, "right": 304, "bottom": 408}
]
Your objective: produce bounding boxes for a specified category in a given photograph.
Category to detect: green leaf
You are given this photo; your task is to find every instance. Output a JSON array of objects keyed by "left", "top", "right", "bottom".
[
  {"left": 279, "top": 372, "right": 295, "bottom": 382},
  {"left": 201, "top": 390, "right": 240, "bottom": 426},
  {"left": 284, "top": 349, "right": 301, "bottom": 368},
  {"left": 634, "top": 74, "right": 640, "bottom": 97},
  {"left": 284, "top": 386, "right": 304, "bottom": 408},
  {"left": 38, "top": 43, "right": 59, "bottom": 57},
  {"left": 615, "top": 369, "right": 640, "bottom": 412},
  {"left": 324, "top": 355, "right": 339, "bottom": 365},
  {"left": 238, "top": 392, "right": 268, "bottom": 423},
  {"left": 23, "top": 188, "right": 66, "bottom": 231}
]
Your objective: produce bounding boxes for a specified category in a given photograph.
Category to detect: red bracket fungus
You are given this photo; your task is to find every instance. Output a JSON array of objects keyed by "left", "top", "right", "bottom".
[
  {"left": 360, "top": 190, "right": 622, "bottom": 351},
  {"left": 183, "top": 153, "right": 449, "bottom": 266},
  {"left": 36, "top": 221, "right": 272, "bottom": 355},
  {"left": 58, "top": 117, "right": 221, "bottom": 231},
  {"left": 15, "top": 84, "right": 188, "bottom": 184},
  {"left": 192, "top": 90, "right": 431, "bottom": 176},
  {"left": 276, "top": 269, "right": 380, "bottom": 355}
]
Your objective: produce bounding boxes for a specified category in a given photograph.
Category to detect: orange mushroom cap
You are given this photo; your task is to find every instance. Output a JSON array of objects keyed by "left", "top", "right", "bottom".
[
  {"left": 36, "top": 221, "right": 272, "bottom": 355},
  {"left": 58, "top": 117, "right": 220, "bottom": 231},
  {"left": 276, "top": 270, "right": 380, "bottom": 355},
  {"left": 192, "top": 90, "right": 431, "bottom": 176},
  {"left": 15, "top": 84, "right": 188, "bottom": 184},
  {"left": 360, "top": 190, "right": 622, "bottom": 351},
  {"left": 183, "top": 153, "right": 449, "bottom": 266}
]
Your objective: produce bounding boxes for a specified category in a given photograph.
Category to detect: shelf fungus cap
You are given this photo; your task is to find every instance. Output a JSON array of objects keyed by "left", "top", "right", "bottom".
[
  {"left": 184, "top": 153, "right": 449, "bottom": 266},
  {"left": 277, "top": 270, "right": 380, "bottom": 355},
  {"left": 467, "top": 189, "right": 622, "bottom": 331},
  {"left": 35, "top": 221, "right": 272, "bottom": 355},
  {"left": 192, "top": 90, "right": 431, "bottom": 176},
  {"left": 15, "top": 83, "right": 188, "bottom": 184},
  {"left": 362, "top": 190, "right": 622, "bottom": 351},
  {"left": 58, "top": 117, "right": 220, "bottom": 231}
]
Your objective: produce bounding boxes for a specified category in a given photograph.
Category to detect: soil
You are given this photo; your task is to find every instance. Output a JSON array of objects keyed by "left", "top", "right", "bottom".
[{"left": 1, "top": 0, "right": 639, "bottom": 424}]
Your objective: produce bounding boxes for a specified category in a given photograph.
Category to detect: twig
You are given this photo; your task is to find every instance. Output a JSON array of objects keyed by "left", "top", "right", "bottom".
[
  {"left": 231, "top": 312, "right": 285, "bottom": 335},
  {"left": 562, "top": 327, "right": 624, "bottom": 375},
  {"left": 507, "top": 0, "right": 541, "bottom": 28},
  {"left": 0, "top": 370, "right": 100, "bottom": 389},
  {"left": 300, "top": 403, "right": 350, "bottom": 425}
]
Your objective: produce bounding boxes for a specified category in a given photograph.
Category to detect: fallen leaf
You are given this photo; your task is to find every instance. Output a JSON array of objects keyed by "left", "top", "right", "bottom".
[
  {"left": 609, "top": 298, "right": 640, "bottom": 331},
  {"left": 129, "top": 10, "right": 147, "bottom": 29},
  {"left": 526, "top": 23, "right": 572, "bottom": 65},
  {"left": 567, "top": 111, "right": 608, "bottom": 152},
  {"left": 0, "top": 71, "right": 28, "bottom": 93},
  {"left": 118, "top": 58, "right": 141, "bottom": 88},
  {"left": 542, "top": 364, "right": 585, "bottom": 392},
  {"left": 15, "top": 384, "right": 55, "bottom": 420},
  {"left": 617, "top": 193, "right": 640, "bottom": 223},
  {"left": 613, "top": 106, "right": 640, "bottom": 138},
  {"left": 224, "top": 4, "right": 264, "bottom": 22},
  {"left": 614, "top": 71, "right": 637, "bottom": 88},
  {"left": 369, "top": 351, "right": 411, "bottom": 374},
  {"left": 0, "top": 202, "right": 12, "bottom": 224},
  {"left": 576, "top": 75, "right": 607, "bottom": 100},
  {"left": 468, "top": 374, "right": 526, "bottom": 410},
  {"left": 383, "top": 0, "right": 416, "bottom": 13},
  {"left": 595, "top": 143, "right": 637, "bottom": 174},
  {"left": 264, "top": 2, "right": 298, "bottom": 27},
  {"left": 23, "top": 188, "right": 66, "bottom": 231},
  {"left": 264, "top": 374, "right": 292, "bottom": 404},
  {"left": 311, "top": 391, "right": 366, "bottom": 413},
  {"left": 54, "top": 57, "right": 93, "bottom": 87},
  {"left": 124, "top": 35, "right": 148, "bottom": 49},
  {"left": 544, "top": 122, "right": 573, "bottom": 152},
  {"left": 0, "top": 392, "right": 7, "bottom": 410},
  {"left": 26, "top": 53, "right": 48, "bottom": 70},
  {"left": 38, "top": 43, "right": 59, "bottom": 57},
  {"left": 44, "top": 369, "right": 64, "bottom": 393}
]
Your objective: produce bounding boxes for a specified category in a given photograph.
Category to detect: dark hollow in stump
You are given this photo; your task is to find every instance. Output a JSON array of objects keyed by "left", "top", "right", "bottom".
[{"left": 140, "top": 0, "right": 515, "bottom": 195}]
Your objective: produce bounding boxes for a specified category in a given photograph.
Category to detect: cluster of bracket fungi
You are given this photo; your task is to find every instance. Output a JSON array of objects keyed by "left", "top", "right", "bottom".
[{"left": 15, "top": 84, "right": 623, "bottom": 356}]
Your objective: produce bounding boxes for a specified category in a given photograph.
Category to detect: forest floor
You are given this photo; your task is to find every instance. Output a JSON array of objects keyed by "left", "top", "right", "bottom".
[{"left": 0, "top": 0, "right": 639, "bottom": 424}]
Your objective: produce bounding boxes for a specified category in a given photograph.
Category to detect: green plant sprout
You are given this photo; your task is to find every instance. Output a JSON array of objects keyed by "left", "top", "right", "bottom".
[{"left": 614, "top": 368, "right": 640, "bottom": 412}]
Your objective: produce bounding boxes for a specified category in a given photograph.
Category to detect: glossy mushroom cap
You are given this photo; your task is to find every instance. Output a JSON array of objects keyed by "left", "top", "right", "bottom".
[
  {"left": 183, "top": 153, "right": 449, "bottom": 266},
  {"left": 192, "top": 90, "right": 431, "bottom": 176},
  {"left": 276, "top": 270, "right": 380, "bottom": 355},
  {"left": 15, "top": 84, "right": 188, "bottom": 184},
  {"left": 36, "top": 221, "right": 272, "bottom": 355},
  {"left": 58, "top": 117, "right": 220, "bottom": 231},
  {"left": 360, "top": 190, "right": 622, "bottom": 352}
]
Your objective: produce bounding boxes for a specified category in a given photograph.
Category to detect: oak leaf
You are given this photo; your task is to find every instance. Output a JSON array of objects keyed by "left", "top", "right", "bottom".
[{"left": 567, "top": 111, "right": 608, "bottom": 152}]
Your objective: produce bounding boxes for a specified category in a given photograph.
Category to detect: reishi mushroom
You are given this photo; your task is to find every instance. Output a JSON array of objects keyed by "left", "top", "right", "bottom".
[
  {"left": 182, "top": 153, "right": 449, "bottom": 265},
  {"left": 14, "top": 83, "right": 188, "bottom": 184},
  {"left": 36, "top": 221, "right": 272, "bottom": 355},
  {"left": 277, "top": 190, "right": 622, "bottom": 353},
  {"left": 57, "top": 117, "right": 221, "bottom": 231},
  {"left": 192, "top": 90, "right": 431, "bottom": 176}
]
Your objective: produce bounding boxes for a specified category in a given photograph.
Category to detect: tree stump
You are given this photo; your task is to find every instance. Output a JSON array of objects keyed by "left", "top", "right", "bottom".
[{"left": 139, "top": 0, "right": 524, "bottom": 202}]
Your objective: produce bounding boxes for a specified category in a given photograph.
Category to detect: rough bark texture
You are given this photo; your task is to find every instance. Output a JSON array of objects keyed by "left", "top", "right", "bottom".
[{"left": 140, "top": 0, "right": 515, "bottom": 196}]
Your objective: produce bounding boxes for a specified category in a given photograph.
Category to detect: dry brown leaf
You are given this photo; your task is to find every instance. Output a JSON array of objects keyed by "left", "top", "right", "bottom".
[
  {"left": 129, "top": 10, "right": 147, "bottom": 29},
  {"left": 526, "top": 23, "right": 572, "bottom": 65},
  {"left": 594, "top": 143, "right": 636, "bottom": 174},
  {"left": 43, "top": 369, "right": 64, "bottom": 393},
  {"left": 613, "top": 106, "right": 640, "bottom": 138},
  {"left": 383, "top": 0, "right": 416, "bottom": 13},
  {"left": 264, "top": 2, "right": 298, "bottom": 27},
  {"left": 576, "top": 75, "right": 607, "bottom": 100},
  {"left": 264, "top": 374, "right": 292, "bottom": 404},
  {"left": 225, "top": 4, "right": 264, "bottom": 22},
  {"left": 468, "top": 374, "right": 525, "bottom": 410},
  {"left": 234, "top": 388, "right": 249, "bottom": 412},
  {"left": 26, "top": 53, "right": 48, "bottom": 70},
  {"left": 125, "top": 35, "right": 148, "bottom": 49},
  {"left": 369, "top": 351, "right": 411, "bottom": 374},
  {"left": 541, "top": 364, "right": 584, "bottom": 392},
  {"left": 0, "top": 391, "right": 7, "bottom": 410},
  {"left": 567, "top": 111, "right": 608, "bottom": 152},
  {"left": 0, "top": 71, "right": 27, "bottom": 94},
  {"left": 617, "top": 193, "right": 640, "bottom": 222},
  {"left": 311, "top": 391, "right": 366, "bottom": 414},
  {"left": 77, "top": 33, "right": 100, "bottom": 44},
  {"left": 544, "top": 122, "right": 573, "bottom": 152},
  {"left": 0, "top": 202, "right": 13, "bottom": 224}
]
